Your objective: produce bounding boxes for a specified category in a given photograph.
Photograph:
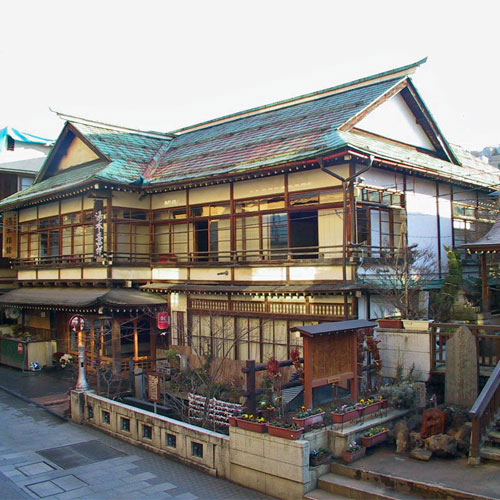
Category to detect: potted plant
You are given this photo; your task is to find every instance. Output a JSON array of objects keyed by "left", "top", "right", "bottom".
[
  {"left": 361, "top": 426, "right": 388, "bottom": 447},
  {"left": 357, "top": 397, "right": 382, "bottom": 417},
  {"left": 266, "top": 420, "right": 304, "bottom": 440},
  {"left": 332, "top": 404, "right": 359, "bottom": 424},
  {"left": 377, "top": 318, "right": 404, "bottom": 329},
  {"left": 235, "top": 413, "right": 267, "bottom": 433},
  {"left": 341, "top": 441, "right": 366, "bottom": 463},
  {"left": 309, "top": 448, "right": 331, "bottom": 467},
  {"left": 292, "top": 406, "right": 325, "bottom": 427}
]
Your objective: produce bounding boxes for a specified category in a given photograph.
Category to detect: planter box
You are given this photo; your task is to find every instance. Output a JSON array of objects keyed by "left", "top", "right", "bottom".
[
  {"left": 310, "top": 452, "right": 331, "bottom": 467},
  {"left": 229, "top": 416, "right": 239, "bottom": 427},
  {"left": 403, "top": 320, "right": 430, "bottom": 331},
  {"left": 332, "top": 408, "right": 359, "bottom": 424},
  {"left": 362, "top": 430, "right": 388, "bottom": 448},
  {"left": 292, "top": 411, "right": 325, "bottom": 427},
  {"left": 267, "top": 424, "right": 304, "bottom": 440},
  {"left": 360, "top": 401, "right": 382, "bottom": 417},
  {"left": 341, "top": 446, "right": 366, "bottom": 463},
  {"left": 377, "top": 319, "right": 404, "bottom": 329},
  {"left": 235, "top": 418, "right": 267, "bottom": 433},
  {"left": 380, "top": 399, "right": 389, "bottom": 409}
]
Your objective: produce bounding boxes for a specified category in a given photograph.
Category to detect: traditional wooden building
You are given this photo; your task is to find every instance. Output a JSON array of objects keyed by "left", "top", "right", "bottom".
[{"left": 0, "top": 59, "right": 498, "bottom": 374}]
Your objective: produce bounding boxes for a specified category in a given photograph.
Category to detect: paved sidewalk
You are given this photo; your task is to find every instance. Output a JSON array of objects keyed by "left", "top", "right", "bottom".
[{"left": 0, "top": 391, "right": 272, "bottom": 500}]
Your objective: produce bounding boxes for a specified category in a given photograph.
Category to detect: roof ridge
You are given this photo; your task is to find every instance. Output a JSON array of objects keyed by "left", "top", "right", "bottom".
[
  {"left": 52, "top": 110, "right": 175, "bottom": 140},
  {"left": 171, "top": 58, "right": 427, "bottom": 135}
]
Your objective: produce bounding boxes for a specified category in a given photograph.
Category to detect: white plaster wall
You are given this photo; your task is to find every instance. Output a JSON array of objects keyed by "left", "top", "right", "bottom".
[
  {"left": 437, "top": 183, "right": 453, "bottom": 269},
  {"left": 152, "top": 190, "right": 187, "bottom": 210},
  {"left": 356, "top": 93, "right": 435, "bottom": 151},
  {"left": 361, "top": 167, "right": 404, "bottom": 191},
  {"left": 405, "top": 177, "right": 439, "bottom": 259}
]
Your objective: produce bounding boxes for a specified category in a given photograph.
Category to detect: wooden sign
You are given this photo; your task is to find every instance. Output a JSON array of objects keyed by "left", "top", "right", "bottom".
[
  {"left": 2, "top": 211, "right": 18, "bottom": 258},
  {"left": 148, "top": 373, "right": 161, "bottom": 402},
  {"left": 93, "top": 200, "right": 104, "bottom": 257},
  {"left": 156, "top": 359, "right": 171, "bottom": 375}
]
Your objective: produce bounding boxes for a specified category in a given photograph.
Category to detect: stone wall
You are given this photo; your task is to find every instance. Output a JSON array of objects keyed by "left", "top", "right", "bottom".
[
  {"left": 377, "top": 328, "right": 431, "bottom": 381},
  {"left": 76, "top": 392, "right": 230, "bottom": 477}
]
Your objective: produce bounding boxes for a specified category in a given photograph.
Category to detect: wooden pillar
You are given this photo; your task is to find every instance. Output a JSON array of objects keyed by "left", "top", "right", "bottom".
[
  {"left": 133, "top": 319, "right": 139, "bottom": 359},
  {"left": 303, "top": 336, "right": 313, "bottom": 409},
  {"left": 351, "top": 332, "right": 359, "bottom": 402},
  {"left": 481, "top": 253, "right": 490, "bottom": 313},
  {"left": 111, "top": 318, "right": 121, "bottom": 375},
  {"left": 245, "top": 360, "right": 256, "bottom": 413}
]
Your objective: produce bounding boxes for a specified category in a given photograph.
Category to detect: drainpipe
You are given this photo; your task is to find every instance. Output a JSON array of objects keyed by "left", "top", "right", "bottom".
[{"left": 320, "top": 156, "right": 374, "bottom": 317}]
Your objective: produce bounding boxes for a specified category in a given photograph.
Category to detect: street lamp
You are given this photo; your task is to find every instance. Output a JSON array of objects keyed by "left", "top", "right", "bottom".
[{"left": 70, "top": 315, "right": 89, "bottom": 391}]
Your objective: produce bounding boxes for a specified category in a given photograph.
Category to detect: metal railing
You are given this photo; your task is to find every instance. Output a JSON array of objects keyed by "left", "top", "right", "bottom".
[{"left": 469, "top": 360, "right": 500, "bottom": 461}]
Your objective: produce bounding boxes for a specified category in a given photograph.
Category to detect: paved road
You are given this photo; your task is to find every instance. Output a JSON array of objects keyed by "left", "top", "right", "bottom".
[{"left": 0, "top": 391, "right": 272, "bottom": 500}]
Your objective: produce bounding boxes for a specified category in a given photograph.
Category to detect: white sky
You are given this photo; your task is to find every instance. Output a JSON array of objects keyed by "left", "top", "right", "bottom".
[{"left": 1, "top": 0, "right": 499, "bottom": 151}]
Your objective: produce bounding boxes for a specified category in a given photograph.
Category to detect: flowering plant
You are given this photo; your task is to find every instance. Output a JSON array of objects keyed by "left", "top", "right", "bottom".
[
  {"left": 333, "top": 404, "right": 357, "bottom": 414},
  {"left": 268, "top": 420, "right": 301, "bottom": 430},
  {"left": 53, "top": 352, "right": 74, "bottom": 368},
  {"left": 363, "top": 426, "right": 387, "bottom": 437},
  {"left": 239, "top": 413, "right": 266, "bottom": 423},
  {"left": 295, "top": 406, "right": 323, "bottom": 419},
  {"left": 357, "top": 397, "right": 376, "bottom": 407},
  {"left": 310, "top": 447, "right": 330, "bottom": 457},
  {"left": 347, "top": 441, "right": 362, "bottom": 452}
]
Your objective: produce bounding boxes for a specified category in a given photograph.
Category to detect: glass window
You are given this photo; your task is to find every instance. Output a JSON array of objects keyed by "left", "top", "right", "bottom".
[
  {"left": 290, "top": 192, "right": 319, "bottom": 206},
  {"left": 263, "top": 213, "right": 288, "bottom": 259},
  {"left": 20, "top": 177, "right": 33, "bottom": 190}
]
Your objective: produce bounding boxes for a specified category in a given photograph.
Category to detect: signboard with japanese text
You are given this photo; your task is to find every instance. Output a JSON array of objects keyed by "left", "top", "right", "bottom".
[
  {"left": 148, "top": 373, "right": 161, "bottom": 402},
  {"left": 94, "top": 200, "right": 104, "bottom": 257},
  {"left": 156, "top": 359, "right": 171, "bottom": 375},
  {"left": 2, "top": 211, "right": 18, "bottom": 258}
]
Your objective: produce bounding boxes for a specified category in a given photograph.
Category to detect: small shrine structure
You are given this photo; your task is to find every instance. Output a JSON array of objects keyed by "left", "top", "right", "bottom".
[
  {"left": 462, "top": 217, "right": 500, "bottom": 313},
  {"left": 292, "top": 319, "right": 377, "bottom": 408}
]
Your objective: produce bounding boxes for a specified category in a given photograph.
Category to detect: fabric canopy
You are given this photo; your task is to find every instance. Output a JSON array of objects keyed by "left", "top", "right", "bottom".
[{"left": 0, "top": 126, "right": 53, "bottom": 151}]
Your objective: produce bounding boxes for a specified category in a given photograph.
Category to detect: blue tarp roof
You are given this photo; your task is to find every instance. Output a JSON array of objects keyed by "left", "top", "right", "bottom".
[{"left": 0, "top": 126, "right": 53, "bottom": 151}]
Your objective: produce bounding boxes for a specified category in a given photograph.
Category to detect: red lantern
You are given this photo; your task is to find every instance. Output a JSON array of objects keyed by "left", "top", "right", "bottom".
[{"left": 157, "top": 312, "right": 170, "bottom": 330}]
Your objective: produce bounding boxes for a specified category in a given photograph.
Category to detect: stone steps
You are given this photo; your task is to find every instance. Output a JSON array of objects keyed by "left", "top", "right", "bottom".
[
  {"left": 309, "top": 472, "right": 421, "bottom": 500},
  {"left": 486, "top": 429, "right": 500, "bottom": 445},
  {"left": 480, "top": 445, "right": 500, "bottom": 461},
  {"left": 305, "top": 462, "right": 495, "bottom": 500}
]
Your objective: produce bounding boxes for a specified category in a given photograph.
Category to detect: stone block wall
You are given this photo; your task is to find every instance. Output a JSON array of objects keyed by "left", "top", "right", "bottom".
[{"left": 80, "top": 392, "right": 230, "bottom": 477}]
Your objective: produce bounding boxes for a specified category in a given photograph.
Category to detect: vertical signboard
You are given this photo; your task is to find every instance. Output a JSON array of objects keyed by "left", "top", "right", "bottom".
[
  {"left": 148, "top": 373, "right": 161, "bottom": 402},
  {"left": 2, "top": 211, "right": 18, "bottom": 258},
  {"left": 94, "top": 200, "right": 104, "bottom": 258}
]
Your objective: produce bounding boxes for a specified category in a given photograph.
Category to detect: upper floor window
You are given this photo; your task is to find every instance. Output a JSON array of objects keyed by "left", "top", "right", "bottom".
[
  {"left": 20, "top": 177, "right": 33, "bottom": 190},
  {"left": 6, "top": 136, "right": 14, "bottom": 151}
]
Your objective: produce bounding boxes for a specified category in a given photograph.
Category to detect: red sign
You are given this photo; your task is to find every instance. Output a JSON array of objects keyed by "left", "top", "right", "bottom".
[
  {"left": 17, "top": 343, "right": 23, "bottom": 354},
  {"left": 157, "top": 312, "right": 169, "bottom": 330}
]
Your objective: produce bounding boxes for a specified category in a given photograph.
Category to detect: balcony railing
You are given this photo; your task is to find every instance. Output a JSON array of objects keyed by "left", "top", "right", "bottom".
[{"left": 11, "top": 244, "right": 405, "bottom": 269}]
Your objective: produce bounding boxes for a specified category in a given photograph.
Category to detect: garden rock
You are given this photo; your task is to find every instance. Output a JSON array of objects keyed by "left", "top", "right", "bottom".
[
  {"left": 424, "top": 434, "right": 458, "bottom": 457},
  {"left": 410, "top": 447, "right": 432, "bottom": 461},
  {"left": 454, "top": 423, "right": 471, "bottom": 453},
  {"left": 394, "top": 421, "right": 410, "bottom": 453},
  {"left": 409, "top": 431, "right": 423, "bottom": 449}
]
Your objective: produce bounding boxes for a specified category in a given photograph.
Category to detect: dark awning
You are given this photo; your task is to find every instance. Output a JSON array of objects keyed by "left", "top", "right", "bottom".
[
  {"left": 0, "top": 287, "right": 166, "bottom": 312},
  {"left": 140, "top": 282, "right": 361, "bottom": 296},
  {"left": 292, "top": 319, "right": 377, "bottom": 337}
]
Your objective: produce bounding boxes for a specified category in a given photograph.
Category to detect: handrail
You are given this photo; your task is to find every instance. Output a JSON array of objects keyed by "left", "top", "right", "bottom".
[
  {"left": 470, "top": 360, "right": 500, "bottom": 419},
  {"left": 469, "top": 360, "right": 500, "bottom": 462}
]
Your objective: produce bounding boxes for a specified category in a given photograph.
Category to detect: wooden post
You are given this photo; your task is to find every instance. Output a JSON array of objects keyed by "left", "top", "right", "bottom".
[
  {"left": 245, "top": 360, "right": 256, "bottom": 413},
  {"left": 133, "top": 319, "right": 139, "bottom": 359},
  {"left": 303, "top": 337, "right": 313, "bottom": 409},
  {"left": 481, "top": 253, "right": 490, "bottom": 313},
  {"left": 112, "top": 318, "right": 121, "bottom": 375}
]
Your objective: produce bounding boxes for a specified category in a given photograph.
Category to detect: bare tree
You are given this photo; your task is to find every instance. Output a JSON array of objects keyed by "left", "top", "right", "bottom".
[{"left": 366, "top": 245, "right": 437, "bottom": 319}]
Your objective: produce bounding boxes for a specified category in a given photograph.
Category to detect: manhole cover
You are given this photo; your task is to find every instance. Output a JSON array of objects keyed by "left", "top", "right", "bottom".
[{"left": 37, "top": 440, "right": 125, "bottom": 469}]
